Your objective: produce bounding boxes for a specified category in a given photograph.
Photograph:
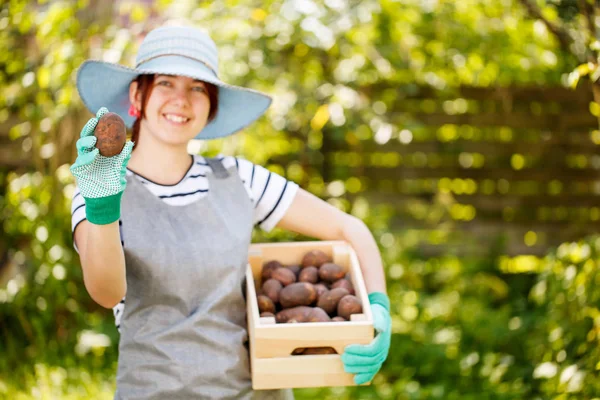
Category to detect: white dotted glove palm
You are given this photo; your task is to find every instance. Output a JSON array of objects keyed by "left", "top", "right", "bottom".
[{"left": 70, "top": 107, "right": 134, "bottom": 225}]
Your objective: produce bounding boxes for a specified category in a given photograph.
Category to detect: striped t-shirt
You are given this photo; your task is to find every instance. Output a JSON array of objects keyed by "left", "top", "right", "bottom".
[{"left": 71, "top": 154, "right": 299, "bottom": 330}]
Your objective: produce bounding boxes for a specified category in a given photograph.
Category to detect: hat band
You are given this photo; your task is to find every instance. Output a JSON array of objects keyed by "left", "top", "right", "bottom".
[{"left": 136, "top": 54, "right": 218, "bottom": 77}]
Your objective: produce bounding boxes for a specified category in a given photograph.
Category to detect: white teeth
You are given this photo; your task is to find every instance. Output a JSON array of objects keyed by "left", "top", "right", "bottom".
[{"left": 164, "top": 114, "right": 189, "bottom": 123}]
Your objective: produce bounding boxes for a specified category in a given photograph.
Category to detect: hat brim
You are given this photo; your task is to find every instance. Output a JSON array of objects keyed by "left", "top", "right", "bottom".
[{"left": 76, "top": 56, "right": 272, "bottom": 140}]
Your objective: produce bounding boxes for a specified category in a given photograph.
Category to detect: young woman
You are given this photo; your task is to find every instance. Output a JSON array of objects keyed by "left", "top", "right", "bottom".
[{"left": 70, "top": 25, "right": 391, "bottom": 399}]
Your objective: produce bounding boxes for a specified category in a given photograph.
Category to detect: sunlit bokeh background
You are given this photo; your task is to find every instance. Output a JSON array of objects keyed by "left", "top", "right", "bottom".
[{"left": 2, "top": 0, "right": 600, "bottom": 398}]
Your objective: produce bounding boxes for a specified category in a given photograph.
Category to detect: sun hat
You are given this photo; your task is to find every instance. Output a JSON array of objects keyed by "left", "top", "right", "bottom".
[{"left": 76, "top": 25, "right": 272, "bottom": 140}]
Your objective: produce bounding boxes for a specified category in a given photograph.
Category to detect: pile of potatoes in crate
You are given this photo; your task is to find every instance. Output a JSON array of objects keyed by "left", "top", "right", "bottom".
[{"left": 256, "top": 249, "right": 363, "bottom": 325}]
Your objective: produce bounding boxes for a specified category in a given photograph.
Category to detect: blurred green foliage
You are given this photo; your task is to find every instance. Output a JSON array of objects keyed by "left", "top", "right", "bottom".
[{"left": 2, "top": 0, "right": 600, "bottom": 398}]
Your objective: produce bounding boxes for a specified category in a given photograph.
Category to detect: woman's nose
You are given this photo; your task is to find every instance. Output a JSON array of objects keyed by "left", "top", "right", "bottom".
[{"left": 171, "top": 87, "right": 191, "bottom": 107}]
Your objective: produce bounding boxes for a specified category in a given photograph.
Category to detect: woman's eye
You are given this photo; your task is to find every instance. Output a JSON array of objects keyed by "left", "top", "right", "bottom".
[
  {"left": 158, "top": 81, "right": 171, "bottom": 86},
  {"left": 192, "top": 86, "right": 206, "bottom": 92}
]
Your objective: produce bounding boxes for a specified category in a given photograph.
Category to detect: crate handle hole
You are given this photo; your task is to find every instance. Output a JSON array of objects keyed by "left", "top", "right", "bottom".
[{"left": 291, "top": 346, "right": 338, "bottom": 356}]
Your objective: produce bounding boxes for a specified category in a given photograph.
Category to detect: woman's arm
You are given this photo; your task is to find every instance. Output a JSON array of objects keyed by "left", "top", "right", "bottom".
[
  {"left": 74, "top": 220, "right": 127, "bottom": 308},
  {"left": 275, "top": 188, "right": 387, "bottom": 294},
  {"left": 69, "top": 108, "right": 133, "bottom": 309}
]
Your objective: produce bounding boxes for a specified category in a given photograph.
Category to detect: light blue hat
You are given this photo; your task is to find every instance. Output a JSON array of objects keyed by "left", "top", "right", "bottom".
[{"left": 76, "top": 25, "right": 272, "bottom": 140}]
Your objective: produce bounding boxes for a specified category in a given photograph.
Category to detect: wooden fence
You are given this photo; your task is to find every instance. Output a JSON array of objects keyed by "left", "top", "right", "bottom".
[{"left": 324, "top": 84, "right": 599, "bottom": 256}]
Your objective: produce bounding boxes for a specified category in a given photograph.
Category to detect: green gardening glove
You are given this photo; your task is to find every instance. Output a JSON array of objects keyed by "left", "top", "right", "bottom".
[
  {"left": 341, "top": 292, "right": 391, "bottom": 385},
  {"left": 70, "top": 107, "right": 134, "bottom": 225}
]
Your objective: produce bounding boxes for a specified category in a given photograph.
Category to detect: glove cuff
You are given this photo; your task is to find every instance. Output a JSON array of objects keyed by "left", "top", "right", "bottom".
[
  {"left": 368, "top": 292, "right": 390, "bottom": 312},
  {"left": 83, "top": 192, "right": 123, "bottom": 225}
]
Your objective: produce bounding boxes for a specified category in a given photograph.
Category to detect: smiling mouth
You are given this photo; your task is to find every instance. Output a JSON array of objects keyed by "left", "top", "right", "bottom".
[{"left": 163, "top": 114, "right": 190, "bottom": 124}]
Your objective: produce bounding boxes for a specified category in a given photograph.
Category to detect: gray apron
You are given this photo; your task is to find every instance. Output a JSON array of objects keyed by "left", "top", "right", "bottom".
[{"left": 116, "top": 158, "right": 293, "bottom": 400}]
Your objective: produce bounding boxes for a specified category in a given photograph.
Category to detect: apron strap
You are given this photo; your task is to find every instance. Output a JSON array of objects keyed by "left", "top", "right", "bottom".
[{"left": 205, "top": 157, "right": 230, "bottom": 179}]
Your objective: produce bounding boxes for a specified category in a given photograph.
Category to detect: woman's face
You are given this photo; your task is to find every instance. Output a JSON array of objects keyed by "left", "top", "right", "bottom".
[{"left": 133, "top": 74, "right": 211, "bottom": 147}]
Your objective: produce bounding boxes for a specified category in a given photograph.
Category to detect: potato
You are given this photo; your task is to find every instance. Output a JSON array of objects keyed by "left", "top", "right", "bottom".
[
  {"left": 292, "top": 348, "right": 305, "bottom": 355},
  {"left": 332, "top": 316, "right": 346, "bottom": 322},
  {"left": 275, "top": 306, "right": 313, "bottom": 323},
  {"left": 337, "top": 295, "right": 363, "bottom": 320},
  {"left": 331, "top": 278, "right": 355, "bottom": 295},
  {"left": 317, "top": 287, "right": 349, "bottom": 315},
  {"left": 318, "top": 263, "right": 346, "bottom": 283},
  {"left": 261, "top": 260, "right": 283, "bottom": 281},
  {"left": 257, "top": 295, "right": 276, "bottom": 314},
  {"left": 302, "top": 347, "right": 337, "bottom": 355},
  {"left": 260, "top": 312, "right": 275, "bottom": 318},
  {"left": 95, "top": 112, "right": 126, "bottom": 157},
  {"left": 314, "top": 283, "right": 329, "bottom": 299},
  {"left": 271, "top": 267, "right": 297, "bottom": 286},
  {"left": 298, "top": 266, "right": 319, "bottom": 284},
  {"left": 279, "top": 282, "right": 317, "bottom": 308},
  {"left": 307, "top": 307, "right": 331, "bottom": 322},
  {"left": 288, "top": 264, "right": 301, "bottom": 277},
  {"left": 261, "top": 279, "right": 283, "bottom": 304},
  {"left": 301, "top": 250, "right": 331, "bottom": 268}
]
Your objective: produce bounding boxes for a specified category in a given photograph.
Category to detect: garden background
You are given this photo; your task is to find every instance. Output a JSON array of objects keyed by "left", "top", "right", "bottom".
[{"left": 1, "top": 0, "right": 600, "bottom": 398}]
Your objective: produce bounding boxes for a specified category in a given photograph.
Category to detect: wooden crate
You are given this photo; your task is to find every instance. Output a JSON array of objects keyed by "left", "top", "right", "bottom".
[{"left": 246, "top": 240, "right": 374, "bottom": 390}]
